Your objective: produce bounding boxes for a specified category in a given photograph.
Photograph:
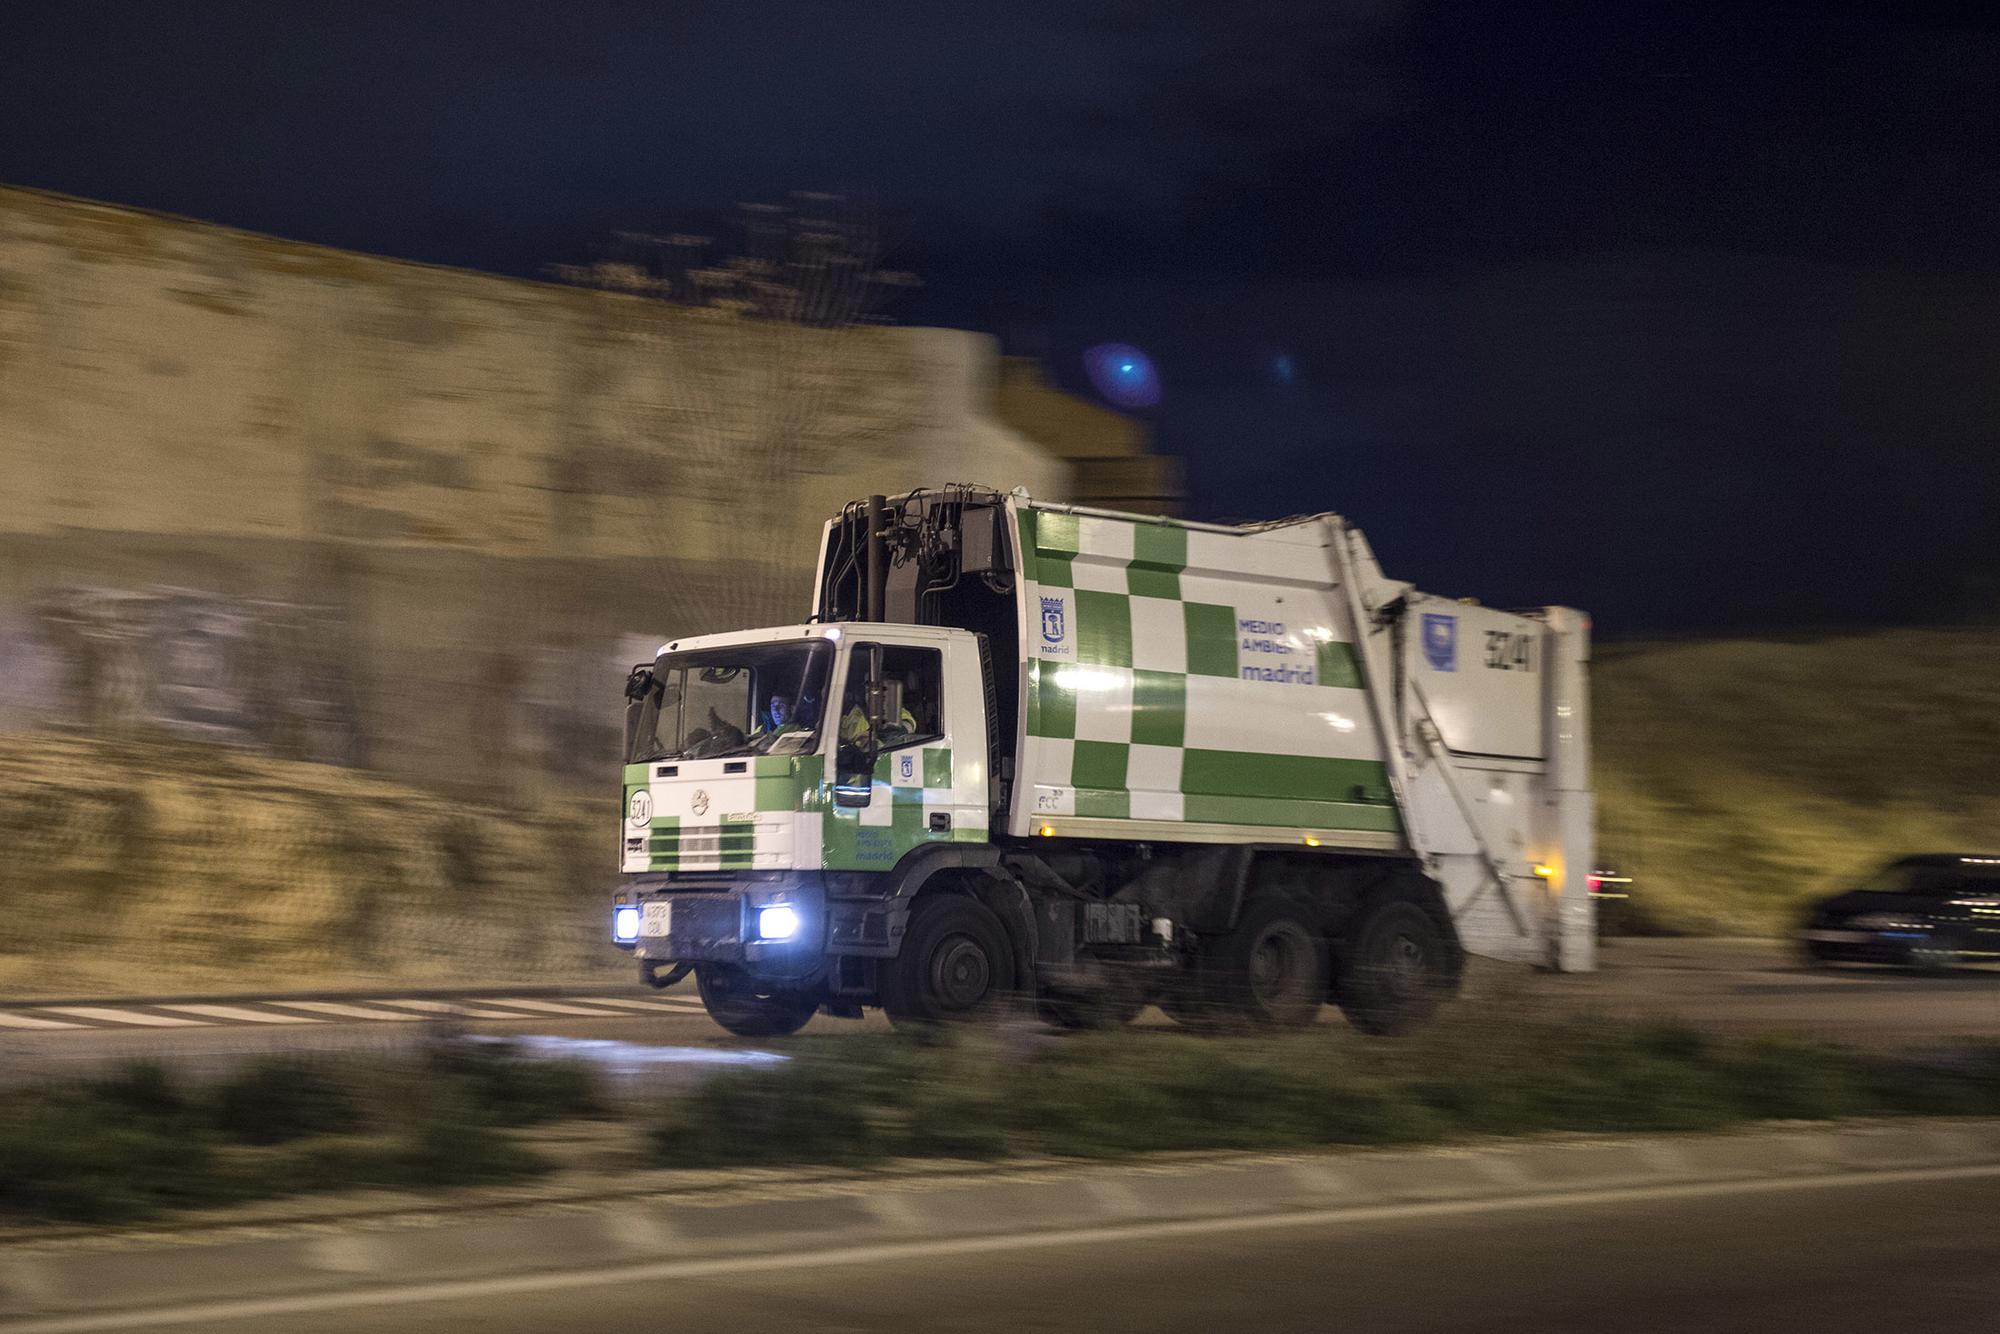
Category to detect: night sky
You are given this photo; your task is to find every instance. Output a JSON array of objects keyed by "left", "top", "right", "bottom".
[{"left": 6, "top": 1, "right": 1998, "bottom": 635}]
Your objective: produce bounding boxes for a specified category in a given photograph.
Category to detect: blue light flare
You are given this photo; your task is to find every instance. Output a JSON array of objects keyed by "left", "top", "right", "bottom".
[{"left": 1084, "top": 343, "right": 1160, "bottom": 409}]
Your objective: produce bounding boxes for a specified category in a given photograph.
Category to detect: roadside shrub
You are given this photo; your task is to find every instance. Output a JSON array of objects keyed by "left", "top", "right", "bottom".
[
  {"left": 643, "top": 1015, "right": 2000, "bottom": 1171},
  {"left": 0, "top": 1044, "right": 588, "bottom": 1224},
  {"left": 653, "top": 1062, "right": 881, "bottom": 1167},
  {"left": 211, "top": 1058, "right": 363, "bottom": 1145},
  {"left": 0, "top": 1075, "right": 232, "bottom": 1223},
  {"left": 424, "top": 1039, "right": 605, "bottom": 1125}
]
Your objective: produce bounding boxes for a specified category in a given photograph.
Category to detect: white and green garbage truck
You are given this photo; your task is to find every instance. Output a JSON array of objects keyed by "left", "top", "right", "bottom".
[{"left": 612, "top": 485, "right": 1592, "bottom": 1036}]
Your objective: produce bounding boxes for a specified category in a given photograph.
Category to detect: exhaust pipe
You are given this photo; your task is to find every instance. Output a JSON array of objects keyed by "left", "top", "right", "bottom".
[{"left": 865, "top": 494, "right": 888, "bottom": 622}]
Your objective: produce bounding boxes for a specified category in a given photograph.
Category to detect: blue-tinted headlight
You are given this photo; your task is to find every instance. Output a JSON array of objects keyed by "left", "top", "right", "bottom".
[
  {"left": 612, "top": 905, "right": 641, "bottom": 943},
  {"left": 757, "top": 904, "right": 801, "bottom": 941}
]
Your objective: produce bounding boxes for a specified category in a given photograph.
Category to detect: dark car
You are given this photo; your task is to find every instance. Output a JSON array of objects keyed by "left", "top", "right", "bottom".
[{"left": 1799, "top": 854, "right": 2000, "bottom": 970}]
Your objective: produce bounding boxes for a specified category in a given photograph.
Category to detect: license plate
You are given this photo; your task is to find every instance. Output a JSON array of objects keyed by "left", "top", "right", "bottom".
[
  {"left": 1803, "top": 929, "right": 1867, "bottom": 943},
  {"left": 641, "top": 901, "right": 673, "bottom": 938}
]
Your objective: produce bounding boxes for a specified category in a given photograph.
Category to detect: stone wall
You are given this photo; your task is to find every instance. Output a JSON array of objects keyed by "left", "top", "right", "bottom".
[{"left": 0, "top": 186, "right": 1083, "bottom": 792}]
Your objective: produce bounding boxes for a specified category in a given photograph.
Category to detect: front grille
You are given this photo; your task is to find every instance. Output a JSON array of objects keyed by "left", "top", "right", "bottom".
[{"left": 647, "top": 820, "right": 784, "bottom": 870}]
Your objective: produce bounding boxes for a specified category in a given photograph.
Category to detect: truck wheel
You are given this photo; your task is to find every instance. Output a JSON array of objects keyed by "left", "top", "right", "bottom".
[
  {"left": 1206, "top": 896, "right": 1328, "bottom": 1030},
  {"left": 694, "top": 965, "right": 819, "bottom": 1038},
  {"left": 882, "top": 894, "right": 1018, "bottom": 1026},
  {"left": 1338, "top": 900, "right": 1453, "bottom": 1036}
]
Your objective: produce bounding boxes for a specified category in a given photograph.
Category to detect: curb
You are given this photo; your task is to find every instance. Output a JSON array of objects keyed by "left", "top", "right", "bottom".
[{"left": 4, "top": 1118, "right": 1999, "bottom": 1323}]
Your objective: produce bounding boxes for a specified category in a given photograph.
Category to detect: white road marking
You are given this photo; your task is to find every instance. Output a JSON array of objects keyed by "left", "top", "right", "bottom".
[
  {"left": 157, "top": 1004, "right": 322, "bottom": 1025},
  {"left": 8, "top": 994, "right": 707, "bottom": 1033},
  {"left": 42, "top": 1006, "right": 206, "bottom": 1027},
  {"left": 0, "top": 1011, "right": 83, "bottom": 1029},
  {"left": 370, "top": 999, "right": 553, "bottom": 1021},
  {"left": 484, "top": 998, "right": 645, "bottom": 1017},
  {"left": 267, "top": 1001, "right": 428, "bottom": 1022},
  {"left": 8, "top": 1163, "right": 1999, "bottom": 1334},
  {"left": 544, "top": 996, "right": 706, "bottom": 1014}
]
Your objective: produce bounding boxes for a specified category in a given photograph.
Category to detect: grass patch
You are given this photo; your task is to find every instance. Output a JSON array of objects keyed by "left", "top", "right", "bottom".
[
  {"left": 1595, "top": 629, "right": 2000, "bottom": 932},
  {"left": 0, "top": 1040, "right": 607, "bottom": 1224},
  {"left": 649, "top": 1014, "right": 2000, "bottom": 1170}
]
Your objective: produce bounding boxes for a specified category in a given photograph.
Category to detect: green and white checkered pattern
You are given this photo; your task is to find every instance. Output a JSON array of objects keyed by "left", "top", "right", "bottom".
[
  {"left": 623, "top": 741, "right": 988, "bottom": 876},
  {"left": 1019, "top": 506, "right": 1401, "bottom": 839},
  {"left": 822, "top": 740, "right": 988, "bottom": 870}
]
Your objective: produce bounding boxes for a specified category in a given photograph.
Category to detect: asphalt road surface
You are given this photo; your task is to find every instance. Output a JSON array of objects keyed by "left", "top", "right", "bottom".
[
  {"left": 65, "top": 1168, "right": 2000, "bottom": 1333},
  {"left": 2, "top": 939, "right": 1997, "bottom": 1088}
]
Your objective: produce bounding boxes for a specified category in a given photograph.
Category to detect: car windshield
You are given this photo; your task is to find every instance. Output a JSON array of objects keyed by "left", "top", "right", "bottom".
[
  {"left": 627, "top": 641, "right": 833, "bottom": 763},
  {"left": 1856, "top": 862, "right": 1923, "bottom": 893},
  {"left": 1857, "top": 858, "right": 2000, "bottom": 896}
]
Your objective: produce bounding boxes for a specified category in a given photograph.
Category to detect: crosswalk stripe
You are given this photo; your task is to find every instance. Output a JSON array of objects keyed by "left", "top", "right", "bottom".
[
  {"left": 269, "top": 1000, "right": 427, "bottom": 1022},
  {"left": 11, "top": 994, "right": 713, "bottom": 1032},
  {"left": 370, "top": 999, "right": 546, "bottom": 1020},
  {"left": 485, "top": 997, "right": 643, "bottom": 1017},
  {"left": 0, "top": 1011, "right": 84, "bottom": 1029},
  {"left": 45, "top": 1006, "right": 207, "bottom": 1027},
  {"left": 569, "top": 996, "right": 707, "bottom": 1013},
  {"left": 159, "top": 1003, "right": 322, "bottom": 1025}
]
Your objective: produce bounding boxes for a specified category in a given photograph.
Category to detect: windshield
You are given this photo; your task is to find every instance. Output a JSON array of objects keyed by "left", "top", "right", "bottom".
[
  {"left": 1857, "top": 858, "right": 2000, "bottom": 896},
  {"left": 627, "top": 641, "right": 833, "bottom": 763}
]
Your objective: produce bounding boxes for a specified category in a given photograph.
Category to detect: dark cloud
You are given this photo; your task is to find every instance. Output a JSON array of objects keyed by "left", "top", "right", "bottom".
[{"left": 5, "top": 0, "right": 1998, "bottom": 631}]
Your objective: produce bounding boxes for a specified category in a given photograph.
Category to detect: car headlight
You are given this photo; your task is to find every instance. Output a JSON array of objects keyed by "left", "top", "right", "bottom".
[
  {"left": 757, "top": 903, "right": 801, "bottom": 941},
  {"left": 612, "top": 905, "right": 641, "bottom": 943},
  {"left": 1850, "top": 912, "right": 1927, "bottom": 932}
]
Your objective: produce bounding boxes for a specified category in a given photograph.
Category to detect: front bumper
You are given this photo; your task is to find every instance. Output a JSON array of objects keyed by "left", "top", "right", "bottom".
[
  {"left": 616, "top": 876, "right": 826, "bottom": 979},
  {"left": 1800, "top": 927, "right": 1947, "bottom": 964},
  {"left": 610, "top": 872, "right": 912, "bottom": 984}
]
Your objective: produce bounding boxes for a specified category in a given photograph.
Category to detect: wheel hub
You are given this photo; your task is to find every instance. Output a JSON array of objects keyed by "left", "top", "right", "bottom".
[
  {"left": 931, "top": 934, "right": 992, "bottom": 1009},
  {"left": 1249, "top": 927, "right": 1307, "bottom": 1010},
  {"left": 1383, "top": 933, "right": 1426, "bottom": 996}
]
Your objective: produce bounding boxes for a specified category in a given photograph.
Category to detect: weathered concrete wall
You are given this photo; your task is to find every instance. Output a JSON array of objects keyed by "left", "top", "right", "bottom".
[{"left": 0, "top": 186, "right": 1076, "bottom": 791}]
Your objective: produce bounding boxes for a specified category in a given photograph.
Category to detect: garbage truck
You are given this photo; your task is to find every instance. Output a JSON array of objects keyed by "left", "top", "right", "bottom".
[{"left": 611, "top": 485, "right": 1592, "bottom": 1036}]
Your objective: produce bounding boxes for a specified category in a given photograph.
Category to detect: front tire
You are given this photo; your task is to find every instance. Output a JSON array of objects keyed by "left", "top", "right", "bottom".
[
  {"left": 695, "top": 965, "right": 819, "bottom": 1038},
  {"left": 881, "top": 894, "right": 1018, "bottom": 1026}
]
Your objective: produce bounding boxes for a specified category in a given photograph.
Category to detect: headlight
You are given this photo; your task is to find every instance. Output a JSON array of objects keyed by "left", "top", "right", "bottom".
[
  {"left": 1850, "top": 912, "right": 1927, "bottom": 932},
  {"left": 613, "top": 905, "right": 641, "bottom": 943},
  {"left": 757, "top": 904, "right": 801, "bottom": 941}
]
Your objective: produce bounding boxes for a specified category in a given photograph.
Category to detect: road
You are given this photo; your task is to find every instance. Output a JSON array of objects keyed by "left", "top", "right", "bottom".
[
  {"left": 53, "top": 1168, "right": 2000, "bottom": 1333},
  {"left": 3, "top": 939, "right": 1998, "bottom": 1087}
]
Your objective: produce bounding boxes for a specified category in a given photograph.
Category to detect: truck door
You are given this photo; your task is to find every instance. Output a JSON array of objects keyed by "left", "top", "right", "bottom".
[{"left": 827, "top": 638, "right": 987, "bottom": 869}]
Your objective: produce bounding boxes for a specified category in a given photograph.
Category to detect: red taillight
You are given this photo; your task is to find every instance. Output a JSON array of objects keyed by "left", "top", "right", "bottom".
[{"left": 1587, "top": 876, "right": 1602, "bottom": 891}]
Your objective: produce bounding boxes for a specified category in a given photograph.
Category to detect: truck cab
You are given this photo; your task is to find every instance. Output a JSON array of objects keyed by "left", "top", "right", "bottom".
[{"left": 613, "top": 620, "right": 999, "bottom": 1033}]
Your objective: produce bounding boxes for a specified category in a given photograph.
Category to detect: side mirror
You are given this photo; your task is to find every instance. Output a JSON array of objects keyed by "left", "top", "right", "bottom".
[{"left": 623, "top": 665, "right": 658, "bottom": 759}]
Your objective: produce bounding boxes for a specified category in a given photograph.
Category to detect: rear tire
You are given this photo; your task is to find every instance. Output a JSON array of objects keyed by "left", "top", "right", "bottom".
[
  {"left": 1338, "top": 899, "right": 1454, "bottom": 1036},
  {"left": 881, "top": 894, "right": 1019, "bottom": 1026},
  {"left": 1205, "top": 896, "right": 1328, "bottom": 1031},
  {"left": 695, "top": 965, "right": 819, "bottom": 1038}
]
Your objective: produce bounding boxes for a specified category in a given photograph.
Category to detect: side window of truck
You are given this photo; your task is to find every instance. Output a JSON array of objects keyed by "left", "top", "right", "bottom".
[
  {"left": 883, "top": 646, "right": 942, "bottom": 745},
  {"left": 837, "top": 645, "right": 944, "bottom": 768}
]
